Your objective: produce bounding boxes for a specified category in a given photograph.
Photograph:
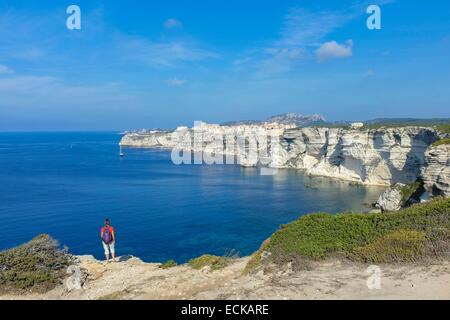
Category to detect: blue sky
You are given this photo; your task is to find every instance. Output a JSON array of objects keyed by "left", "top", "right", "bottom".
[{"left": 0, "top": 0, "right": 449, "bottom": 131}]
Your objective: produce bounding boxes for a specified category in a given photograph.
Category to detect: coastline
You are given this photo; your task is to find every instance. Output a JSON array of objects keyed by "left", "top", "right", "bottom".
[
  {"left": 120, "top": 125, "right": 450, "bottom": 194},
  {"left": 2, "top": 0, "right": 450, "bottom": 305}
]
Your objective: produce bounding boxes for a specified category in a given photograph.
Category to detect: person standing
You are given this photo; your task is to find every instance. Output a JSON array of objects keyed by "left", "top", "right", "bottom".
[{"left": 101, "top": 218, "right": 116, "bottom": 263}]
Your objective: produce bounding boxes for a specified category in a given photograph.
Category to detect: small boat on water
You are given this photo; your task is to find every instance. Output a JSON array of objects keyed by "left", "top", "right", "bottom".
[{"left": 119, "top": 145, "right": 125, "bottom": 157}]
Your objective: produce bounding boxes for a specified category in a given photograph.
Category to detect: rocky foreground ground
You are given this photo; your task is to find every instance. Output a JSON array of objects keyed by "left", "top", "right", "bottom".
[{"left": 2, "top": 255, "right": 449, "bottom": 300}]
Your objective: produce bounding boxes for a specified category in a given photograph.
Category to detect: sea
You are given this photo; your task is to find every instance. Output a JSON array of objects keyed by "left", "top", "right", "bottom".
[{"left": 0, "top": 132, "right": 386, "bottom": 262}]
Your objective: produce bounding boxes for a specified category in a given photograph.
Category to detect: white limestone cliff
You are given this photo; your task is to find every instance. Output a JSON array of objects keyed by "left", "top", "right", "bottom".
[
  {"left": 421, "top": 144, "right": 450, "bottom": 197},
  {"left": 120, "top": 123, "right": 448, "bottom": 192},
  {"left": 275, "top": 127, "right": 438, "bottom": 186}
]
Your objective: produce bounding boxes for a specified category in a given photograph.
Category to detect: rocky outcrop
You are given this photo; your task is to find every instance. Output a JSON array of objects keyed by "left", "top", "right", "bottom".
[
  {"left": 120, "top": 124, "right": 447, "bottom": 189},
  {"left": 375, "top": 183, "right": 406, "bottom": 212},
  {"left": 421, "top": 144, "right": 450, "bottom": 197}
]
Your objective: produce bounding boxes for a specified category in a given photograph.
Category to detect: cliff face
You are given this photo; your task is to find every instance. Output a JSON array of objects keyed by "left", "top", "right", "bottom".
[
  {"left": 120, "top": 124, "right": 447, "bottom": 189},
  {"left": 275, "top": 127, "right": 439, "bottom": 186},
  {"left": 421, "top": 144, "right": 450, "bottom": 197}
]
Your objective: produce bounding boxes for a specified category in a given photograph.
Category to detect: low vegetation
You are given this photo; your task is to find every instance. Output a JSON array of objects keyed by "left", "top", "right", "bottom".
[
  {"left": 0, "top": 234, "right": 71, "bottom": 294},
  {"left": 308, "top": 120, "right": 450, "bottom": 132},
  {"left": 351, "top": 230, "right": 427, "bottom": 263},
  {"left": 188, "top": 254, "right": 228, "bottom": 271},
  {"left": 432, "top": 138, "right": 450, "bottom": 147},
  {"left": 364, "top": 122, "right": 450, "bottom": 131},
  {"left": 399, "top": 181, "right": 425, "bottom": 205},
  {"left": 434, "top": 124, "right": 450, "bottom": 134},
  {"left": 246, "top": 198, "right": 450, "bottom": 272},
  {"left": 243, "top": 239, "right": 270, "bottom": 275},
  {"left": 160, "top": 259, "right": 177, "bottom": 269}
]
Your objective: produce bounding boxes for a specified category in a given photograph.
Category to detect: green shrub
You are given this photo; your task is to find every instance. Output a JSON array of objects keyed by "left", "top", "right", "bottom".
[
  {"left": 242, "top": 239, "right": 270, "bottom": 275},
  {"left": 243, "top": 252, "right": 263, "bottom": 275},
  {"left": 261, "top": 198, "right": 450, "bottom": 267},
  {"left": 268, "top": 213, "right": 377, "bottom": 261},
  {"left": 0, "top": 234, "right": 71, "bottom": 293},
  {"left": 434, "top": 124, "right": 450, "bottom": 134},
  {"left": 399, "top": 181, "right": 424, "bottom": 205},
  {"left": 160, "top": 259, "right": 177, "bottom": 269},
  {"left": 432, "top": 138, "right": 450, "bottom": 147},
  {"left": 188, "top": 254, "right": 228, "bottom": 271},
  {"left": 351, "top": 230, "right": 427, "bottom": 263}
]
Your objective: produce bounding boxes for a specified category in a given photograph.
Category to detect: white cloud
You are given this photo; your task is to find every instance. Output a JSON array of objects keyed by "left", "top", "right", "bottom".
[
  {"left": 0, "top": 75, "right": 56, "bottom": 93},
  {"left": 0, "top": 11, "right": 213, "bottom": 71},
  {"left": 234, "top": 7, "right": 356, "bottom": 76},
  {"left": 0, "top": 11, "right": 53, "bottom": 62},
  {"left": 117, "top": 36, "right": 218, "bottom": 67},
  {"left": 0, "top": 74, "right": 133, "bottom": 109},
  {"left": 164, "top": 18, "right": 182, "bottom": 29},
  {"left": 166, "top": 78, "right": 186, "bottom": 86},
  {"left": 0, "top": 64, "right": 14, "bottom": 74},
  {"left": 265, "top": 47, "right": 303, "bottom": 60},
  {"left": 278, "top": 8, "right": 353, "bottom": 47},
  {"left": 315, "top": 40, "right": 353, "bottom": 62},
  {"left": 232, "top": 57, "right": 253, "bottom": 67},
  {"left": 0, "top": 73, "right": 139, "bottom": 130},
  {"left": 259, "top": 47, "right": 305, "bottom": 74}
]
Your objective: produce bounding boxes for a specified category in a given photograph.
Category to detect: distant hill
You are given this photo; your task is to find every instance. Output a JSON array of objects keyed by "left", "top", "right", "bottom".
[
  {"left": 223, "top": 114, "right": 450, "bottom": 128},
  {"left": 223, "top": 113, "right": 327, "bottom": 127},
  {"left": 266, "top": 113, "right": 327, "bottom": 126},
  {"left": 363, "top": 118, "right": 450, "bottom": 126}
]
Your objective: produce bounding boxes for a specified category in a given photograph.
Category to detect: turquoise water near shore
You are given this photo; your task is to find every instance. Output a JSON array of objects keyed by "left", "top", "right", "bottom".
[{"left": 0, "top": 132, "right": 386, "bottom": 262}]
